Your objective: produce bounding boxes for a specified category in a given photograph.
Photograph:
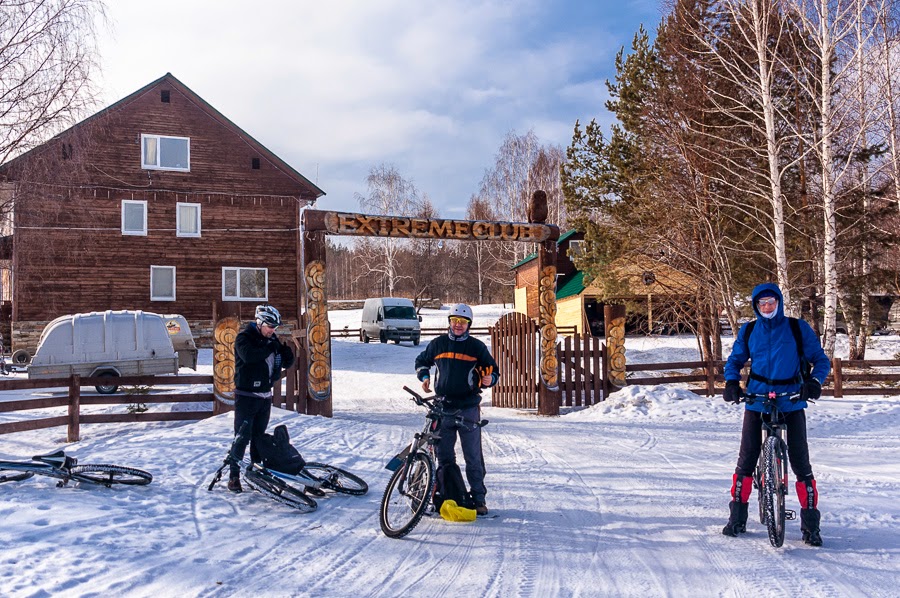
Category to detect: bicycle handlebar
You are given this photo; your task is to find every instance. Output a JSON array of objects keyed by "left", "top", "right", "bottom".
[{"left": 741, "top": 391, "right": 804, "bottom": 404}]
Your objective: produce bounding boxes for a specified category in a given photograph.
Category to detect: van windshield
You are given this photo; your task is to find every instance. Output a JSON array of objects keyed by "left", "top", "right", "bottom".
[{"left": 384, "top": 306, "right": 417, "bottom": 320}]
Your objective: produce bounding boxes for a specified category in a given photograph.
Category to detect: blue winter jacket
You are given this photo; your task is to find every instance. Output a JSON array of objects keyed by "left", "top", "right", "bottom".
[{"left": 724, "top": 283, "right": 830, "bottom": 413}]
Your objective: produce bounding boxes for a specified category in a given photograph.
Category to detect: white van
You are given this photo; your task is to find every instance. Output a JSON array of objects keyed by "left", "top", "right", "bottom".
[
  {"left": 360, "top": 298, "right": 421, "bottom": 345},
  {"left": 27, "top": 310, "right": 197, "bottom": 394}
]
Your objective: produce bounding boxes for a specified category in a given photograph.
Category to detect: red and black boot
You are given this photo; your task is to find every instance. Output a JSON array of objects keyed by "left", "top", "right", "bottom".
[
  {"left": 722, "top": 474, "right": 752, "bottom": 537},
  {"left": 797, "top": 478, "right": 822, "bottom": 546}
]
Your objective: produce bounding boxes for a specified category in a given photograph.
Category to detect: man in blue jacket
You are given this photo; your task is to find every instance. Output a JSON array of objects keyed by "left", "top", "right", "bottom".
[
  {"left": 721, "top": 283, "right": 830, "bottom": 546},
  {"left": 415, "top": 304, "right": 499, "bottom": 515}
]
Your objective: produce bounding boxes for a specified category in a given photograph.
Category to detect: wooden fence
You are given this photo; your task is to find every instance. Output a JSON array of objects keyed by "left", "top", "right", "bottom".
[
  {"left": 331, "top": 325, "right": 577, "bottom": 339},
  {"left": 624, "top": 357, "right": 900, "bottom": 397},
  {"left": 0, "top": 374, "right": 215, "bottom": 441},
  {"left": 558, "top": 332, "right": 606, "bottom": 407}
]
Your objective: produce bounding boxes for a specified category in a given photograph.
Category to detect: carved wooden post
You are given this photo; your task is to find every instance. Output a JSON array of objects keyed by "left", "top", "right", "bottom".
[
  {"left": 604, "top": 304, "right": 627, "bottom": 389},
  {"left": 531, "top": 191, "right": 561, "bottom": 416},
  {"left": 67, "top": 374, "right": 80, "bottom": 442},
  {"left": 301, "top": 212, "right": 333, "bottom": 418}
]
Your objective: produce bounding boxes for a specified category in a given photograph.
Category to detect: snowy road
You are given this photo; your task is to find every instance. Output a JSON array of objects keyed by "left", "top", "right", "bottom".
[{"left": 1, "top": 313, "right": 898, "bottom": 597}]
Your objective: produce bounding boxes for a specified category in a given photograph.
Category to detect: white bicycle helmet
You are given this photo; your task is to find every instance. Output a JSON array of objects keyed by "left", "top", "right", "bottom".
[
  {"left": 255, "top": 304, "right": 282, "bottom": 327},
  {"left": 448, "top": 303, "right": 473, "bottom": 323}
]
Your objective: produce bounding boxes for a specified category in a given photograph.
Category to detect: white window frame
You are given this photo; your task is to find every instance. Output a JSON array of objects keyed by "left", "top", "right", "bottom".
[
  {"left": 176, "top": 202, "right": 201, "bottom": 237},
  {"left": 568, "top": 240, "right": 584, "bottom": 256},
  {"left": 122, "top": 200, "right": 148, "bottom": 236},
  {"left": 222, "top": 267, "right": 268, "bottom": 301},
  {"left": 150, "top": 266, "right": 176, "bottom": 301},
  {"left": 141, "top": 133, "right": 191, "bottom": 171}
]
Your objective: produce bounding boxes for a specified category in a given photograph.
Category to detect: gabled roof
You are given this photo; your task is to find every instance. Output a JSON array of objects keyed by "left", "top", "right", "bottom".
[
  {"left": 556, "top": 270, "right": 586, "bottom": 300},
  {"left": 0, "top": 73, "right": 325, "bottom": 198},
  {"left": 511, "top": 228, "right": 579, "bottom": 270}
]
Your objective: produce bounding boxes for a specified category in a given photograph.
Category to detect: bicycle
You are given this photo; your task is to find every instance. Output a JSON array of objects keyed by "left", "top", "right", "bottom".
[
  {"left": 742, "top": 391, "right": 803, "bottom": 548},
  {"left": 208, "top": 422, "right": 368, "bottom": 513},
  {"left": 379, "top": 386, "right": 487, "bottom": 539},
  {"left": 0, "top": 449, "right": 153, "bottom": 487}
]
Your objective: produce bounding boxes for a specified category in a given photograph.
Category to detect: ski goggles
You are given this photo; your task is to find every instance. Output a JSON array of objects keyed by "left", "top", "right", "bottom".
[
  {"left": 757, "top": 297, "right": 778, "bottom": 307},
  {"left": 449, "top": 317, "right": 470, "bottom": 325}
]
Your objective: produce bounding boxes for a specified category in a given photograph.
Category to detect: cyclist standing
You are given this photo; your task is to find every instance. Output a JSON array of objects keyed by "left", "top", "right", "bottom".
[
  {"left": 415, "top": 304, "right": 499, "bottom": 515},
  {"left": 721, "top": 283, "right": 831, "bottom": 545},
  {"left": 228, "top": 304, "right": 295, "bottom": 492}
]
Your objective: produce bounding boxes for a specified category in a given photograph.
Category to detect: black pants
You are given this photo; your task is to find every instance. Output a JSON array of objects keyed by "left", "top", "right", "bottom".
[
  {"left": 231, "top": 395, "right": 272, "bottom": 477},
  {"left": 435, "top": 405, "right": 487, "bottom": 504},
  {"left": 735, "top": 409, "right": 813, "bottom": 482}
]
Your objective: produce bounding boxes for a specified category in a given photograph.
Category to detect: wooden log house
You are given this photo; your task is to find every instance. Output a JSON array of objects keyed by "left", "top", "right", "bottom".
[{"left": 0, "top": 73, "right": 324, "bottom": 353}]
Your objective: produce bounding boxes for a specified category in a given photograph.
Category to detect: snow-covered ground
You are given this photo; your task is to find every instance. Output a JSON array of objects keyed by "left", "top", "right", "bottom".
[{"left": 1, "top": 305, "right": 898, "bottom": 597}]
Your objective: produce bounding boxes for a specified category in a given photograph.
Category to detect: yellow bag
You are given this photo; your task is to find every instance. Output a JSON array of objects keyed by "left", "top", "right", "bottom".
[{"left": 439, "top": 499, "right": 477, "bottom": 522}]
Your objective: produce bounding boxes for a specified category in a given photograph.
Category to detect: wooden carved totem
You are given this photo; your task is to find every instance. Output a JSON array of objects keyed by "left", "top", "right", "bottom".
[
  {"left": 212, "top": 316, "right": 241, "bottom": 413},
  {"left": 532, "top": 191, "right": 561, "bottom": 416},
  {"left": 604, "top": 304, "right": 627, "bottom": 387}
]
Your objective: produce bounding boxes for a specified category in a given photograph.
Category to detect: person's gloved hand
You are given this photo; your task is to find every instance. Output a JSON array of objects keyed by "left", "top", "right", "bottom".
[
  {"left": 799, "top": 379, "right": 822, "bottom": 402},
  {"left": 723, "top": 380, "right": 742, "bottom": 404}
]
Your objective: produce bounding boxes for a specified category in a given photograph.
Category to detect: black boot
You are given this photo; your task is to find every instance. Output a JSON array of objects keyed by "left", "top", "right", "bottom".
[
  {"left": 722, "top": 501, "right": 748, "bottom": 537},
  {"left": 227, "top": 471, "right": 243, "bottom": 493},
  {"left": 800, "top": 508, "right": 822, "bottom": 546}
]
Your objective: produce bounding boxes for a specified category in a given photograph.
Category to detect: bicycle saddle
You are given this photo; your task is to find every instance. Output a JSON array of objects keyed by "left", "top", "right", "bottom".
[{"left": 32, "top": 450, "right": 75, "bottom": 468}]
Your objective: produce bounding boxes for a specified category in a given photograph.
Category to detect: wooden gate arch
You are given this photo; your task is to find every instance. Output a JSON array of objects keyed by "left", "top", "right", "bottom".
[{"left": 298, "top": 190, "right": 563, "bottom": 416}]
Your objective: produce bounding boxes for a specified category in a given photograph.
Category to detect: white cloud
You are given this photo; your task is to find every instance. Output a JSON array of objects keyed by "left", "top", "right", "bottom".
[{"left": 95, "top": 0, "right": 655, "bottom": 216}]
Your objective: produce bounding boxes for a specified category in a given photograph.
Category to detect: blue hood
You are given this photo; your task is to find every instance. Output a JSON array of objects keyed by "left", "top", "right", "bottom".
[{"left": 751, "top": 282, "right": 784, "bottom": 324}]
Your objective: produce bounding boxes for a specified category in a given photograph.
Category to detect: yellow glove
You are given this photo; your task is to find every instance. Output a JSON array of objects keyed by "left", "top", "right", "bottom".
[{"left": 439, "top": 499, "right": 477, "bottom": 522}]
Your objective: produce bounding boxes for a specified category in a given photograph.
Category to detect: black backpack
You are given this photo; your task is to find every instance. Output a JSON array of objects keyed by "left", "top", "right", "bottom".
[
  {"left": 255, "top": 424, "right": 306, "bottom": 474},
  {"left": 433, "top": 462, "right": 474, "bottom": 510}
]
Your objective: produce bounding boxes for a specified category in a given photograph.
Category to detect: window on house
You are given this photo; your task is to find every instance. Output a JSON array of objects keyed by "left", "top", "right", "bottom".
[
  {"left": 142, "top": 134, "right": 190, "bottom": 171},
  {"left": 122, "top": 200, "right": 148, "bottom": 235},
  {"left": 151, "top": 266, "right": 176, "bottom": 301},
  {"left": 568, "top": 240, "right": 584, "bottom": 257},
  {"left": 222, "top": 267, "right": 268, "bottom": 301},
  {"left": 176, "top": 202, "right": 201, "bottom": 237}
]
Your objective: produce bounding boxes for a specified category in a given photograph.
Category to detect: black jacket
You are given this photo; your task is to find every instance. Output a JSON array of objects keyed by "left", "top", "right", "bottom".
[
  {"left": 415, "top": 333, "right": 499, "bottom": 409},
  {"left": 234, "top": 323, "right": 295, "bottom": 394}
]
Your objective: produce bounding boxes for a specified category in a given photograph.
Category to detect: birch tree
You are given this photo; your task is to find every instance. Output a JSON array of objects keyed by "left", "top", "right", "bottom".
[
  {"left": 0, "top": 0, "right": 105, "bottom": 165},
  {"left": 353, "top": 164, "right": 424, "bottom": 296}
]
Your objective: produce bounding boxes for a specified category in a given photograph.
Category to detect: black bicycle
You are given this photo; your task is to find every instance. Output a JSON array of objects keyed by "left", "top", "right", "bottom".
[
  {"left": 379, "top": 386, "right": 487, "bottom": 538},
  {"left": 0, "top": 450, "right": 152, "bottom": 487},
  {"left": 742, "top": 391, "right": 802, "bottom": 548},
  {"left": 209, "top": 423, "right": 368, "bottom": 513}
]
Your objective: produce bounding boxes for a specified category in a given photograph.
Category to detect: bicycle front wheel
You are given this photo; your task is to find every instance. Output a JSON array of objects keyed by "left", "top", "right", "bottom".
[
  {"left": 380, "top": 452, "right": 433, "bottom": 539},
  {"left": 244, "top": 467, "right": 317, "bottom": 513},
  {"left": 70, "top": 464, "right": 153, "bottom": 486},
  {"left": 762, "top": 436, "right": 786, "bottom": 547},
  {"left": 0, "top": 469, "right": 34, "bottom": 483},
  {"left": 303, "top": 462, "right": 368, "bottom": 495}
]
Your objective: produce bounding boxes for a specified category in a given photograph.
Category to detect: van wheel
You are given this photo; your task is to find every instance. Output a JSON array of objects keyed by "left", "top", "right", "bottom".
[
  {"left": 413, "top": 337, "right": 420, "bottom": 346},
  {"left": 95, "top": 372, "right": 120, "bottom": 394},
  {"left": 380, "top": 332, "right": 387, "bottom": 343},
  {"left": 11, "top": 349, "right": 30, "bottom": 365},
  {"left": 393, "top": 339, "right": 400, "bottom": 344},
  {"left": 361, "top": 331, "right": 369, "bottom": 343}
]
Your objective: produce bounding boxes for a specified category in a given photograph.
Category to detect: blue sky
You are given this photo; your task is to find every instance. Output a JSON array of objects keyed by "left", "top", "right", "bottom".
[{"left": 97, "top": 0, "right": 660, "bottom": 217}]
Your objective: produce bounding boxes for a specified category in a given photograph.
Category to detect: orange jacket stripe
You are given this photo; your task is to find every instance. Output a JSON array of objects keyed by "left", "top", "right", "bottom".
[{"left": 434, "top": 352, "right": 478, "bottom": 362}]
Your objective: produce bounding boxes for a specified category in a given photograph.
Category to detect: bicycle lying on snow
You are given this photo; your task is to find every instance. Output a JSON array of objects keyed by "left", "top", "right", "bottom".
[
  {"left": 0, "top": 450, "right": 152, "bottom": 487},
  {"left": 379, "top": 386, "right": 488, "bottom": 539},
  {"left": 208, "top": 422, "right": 368, "bottom": 513},
  {"left": 742, "top": 390, "right": 806, "bottom": 548}
]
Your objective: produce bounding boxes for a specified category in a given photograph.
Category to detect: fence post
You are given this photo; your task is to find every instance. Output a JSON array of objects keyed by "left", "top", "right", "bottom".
[
  {"left": 832, "top": 357, "right": 843, "bottom": 398},
  {"left": 68, "top": 375, "right": 81, "bottom": 442},
  {"left": 706, "top": 358, "right": 716, "bottom": 397}
]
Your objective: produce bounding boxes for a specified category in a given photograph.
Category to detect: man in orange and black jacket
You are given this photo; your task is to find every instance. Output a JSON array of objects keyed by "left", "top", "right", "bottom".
[{"left": 415, "top": 304, "right": 499, "bottom": 515}]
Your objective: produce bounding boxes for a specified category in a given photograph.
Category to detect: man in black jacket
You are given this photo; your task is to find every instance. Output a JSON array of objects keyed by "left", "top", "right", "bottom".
[
  {"left": 228, "top": 304, "right": 295, "bottom": 492},
  {"left": 415, "top": 304, "right": 499, "bottom": 514}
]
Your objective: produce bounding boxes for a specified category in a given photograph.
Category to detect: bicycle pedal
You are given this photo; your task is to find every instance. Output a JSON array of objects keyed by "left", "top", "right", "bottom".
[
  {"left": 786, "top": 510, "right": 797, "bottom": 520},
  {"left": 305, "top": 486, "right": 326, "bottom": 497}
]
